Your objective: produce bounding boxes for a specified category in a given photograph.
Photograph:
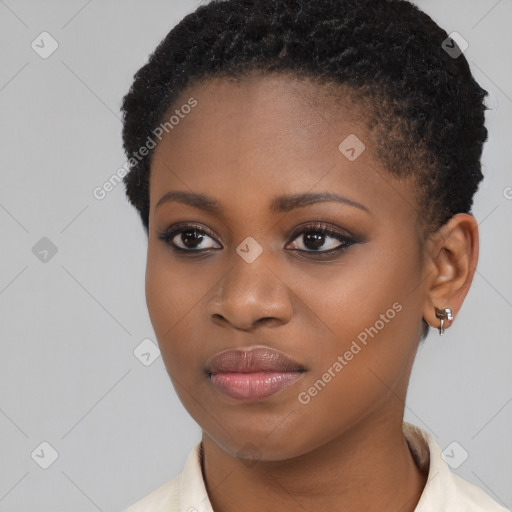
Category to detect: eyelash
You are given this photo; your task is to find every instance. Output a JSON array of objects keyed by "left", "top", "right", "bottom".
[{"left": 157, "top": 220, "right": 357, "bottom": 258}]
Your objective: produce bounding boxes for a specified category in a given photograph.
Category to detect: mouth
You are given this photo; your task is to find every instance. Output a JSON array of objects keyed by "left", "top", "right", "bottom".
[{"left": 205, "top": 346, "right": 306, "bottom": 401}]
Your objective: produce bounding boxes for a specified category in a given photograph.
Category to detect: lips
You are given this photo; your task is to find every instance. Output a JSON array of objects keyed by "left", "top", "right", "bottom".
[
  {"left": 205, "top": 347, "right": 306, "bottom": 401},
  {"left": 205, "top": 347, "right": 305, "bottom": 373}
]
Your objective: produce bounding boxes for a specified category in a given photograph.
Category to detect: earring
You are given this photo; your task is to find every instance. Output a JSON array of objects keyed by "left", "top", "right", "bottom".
[{"left": 435, "top": 307, "right": 453, "bottom": 336}]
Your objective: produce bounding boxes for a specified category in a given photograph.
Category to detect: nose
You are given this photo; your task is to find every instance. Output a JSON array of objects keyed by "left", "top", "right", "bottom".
[{"left": 206, "top": 252, "right": 294, "bottom": 331}]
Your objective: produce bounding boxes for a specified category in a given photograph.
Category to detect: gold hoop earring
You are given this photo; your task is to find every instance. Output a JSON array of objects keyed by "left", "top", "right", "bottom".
[{"left": 435, "top": 307, "right": 453, "bottom": 336}]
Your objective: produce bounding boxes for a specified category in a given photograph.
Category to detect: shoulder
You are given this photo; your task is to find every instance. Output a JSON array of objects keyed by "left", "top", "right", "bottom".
[
  {"left": 403, "top": 423, "right": 509, "bottom": 512},
  {"left": 122, "top": 474, "right": 182, "bottom": 512},
  {"left": 121, "top": 442, "right": 207, "bottom": 512}
]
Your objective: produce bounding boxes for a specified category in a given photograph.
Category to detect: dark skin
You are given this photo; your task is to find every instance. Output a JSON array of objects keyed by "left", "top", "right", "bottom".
[{"left": 145, "top": 74, "right": 479, "bottom": 512}]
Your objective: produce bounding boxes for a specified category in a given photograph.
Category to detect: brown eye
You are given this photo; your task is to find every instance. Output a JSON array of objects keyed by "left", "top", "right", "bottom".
[
  {"left": 286, "top": 222, "right": 355, "bottom": 255},
  {"left": 159, "top": 224, "right": 222, "bottom": 252},
  {"left": 158, "top": 221, "right": 357, "bottom": 257}
]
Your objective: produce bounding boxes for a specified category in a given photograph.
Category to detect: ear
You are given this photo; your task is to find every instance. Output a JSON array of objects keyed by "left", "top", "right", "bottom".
[{"left": 422, "top": 213, "right": 479, "bottom": 334}]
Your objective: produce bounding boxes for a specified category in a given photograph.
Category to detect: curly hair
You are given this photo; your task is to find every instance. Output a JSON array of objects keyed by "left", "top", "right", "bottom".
[{"left": 120, "top": 0, "right": 488, "bottom": 235}]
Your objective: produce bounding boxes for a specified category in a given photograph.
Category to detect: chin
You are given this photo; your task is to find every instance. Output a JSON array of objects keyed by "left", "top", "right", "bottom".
[{"left": 201, "top": 411, "right": 331, "bottom": 463}]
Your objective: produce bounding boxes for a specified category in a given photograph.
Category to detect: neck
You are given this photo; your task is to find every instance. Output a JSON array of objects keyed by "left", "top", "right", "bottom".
[{"left": 201, "top": 408, "right": 428, "bottom": 512}]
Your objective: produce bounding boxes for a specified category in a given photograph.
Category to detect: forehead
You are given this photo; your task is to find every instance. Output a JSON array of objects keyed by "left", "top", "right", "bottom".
[
  {"left": 149, "top": 74, "right": 418, "bottom": 225},
  {"left": 158, "top": 73, "right": 365, "bottom": 148}
]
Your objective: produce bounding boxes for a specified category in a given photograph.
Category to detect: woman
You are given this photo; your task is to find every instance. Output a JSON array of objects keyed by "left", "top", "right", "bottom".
[{"left": 120, "top": 0, "right": 507, "bottom": 510}]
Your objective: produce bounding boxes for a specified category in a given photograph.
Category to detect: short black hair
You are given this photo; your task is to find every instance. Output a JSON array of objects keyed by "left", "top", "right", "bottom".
[{"left": 121, "top": 0, "right": 488, "bottom": 236}]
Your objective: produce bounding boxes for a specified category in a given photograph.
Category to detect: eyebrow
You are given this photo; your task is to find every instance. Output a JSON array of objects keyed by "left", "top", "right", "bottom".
[{"left": 155, "top": 190, "right": 370, "bottom": 215}]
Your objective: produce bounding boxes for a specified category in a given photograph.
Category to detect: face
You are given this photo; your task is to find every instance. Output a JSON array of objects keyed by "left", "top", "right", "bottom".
[{"left": 145, "top": 74, "right": 430, "bottom": 461}]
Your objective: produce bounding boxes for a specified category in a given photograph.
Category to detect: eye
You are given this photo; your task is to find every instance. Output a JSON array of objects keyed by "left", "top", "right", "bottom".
[
  {"left": 158, "top": 223, "right": 222, "bottom": 252},
  {"left": 286, "top": 221, "right": 355, "bottom": 255},
  {"left": 158, "top": 220, "right": 357, "bottom": 256}
]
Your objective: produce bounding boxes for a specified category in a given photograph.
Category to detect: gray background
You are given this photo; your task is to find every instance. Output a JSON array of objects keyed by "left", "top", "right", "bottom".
[{"left": 0, "top": 0, "right": 511, "bottom": 510}]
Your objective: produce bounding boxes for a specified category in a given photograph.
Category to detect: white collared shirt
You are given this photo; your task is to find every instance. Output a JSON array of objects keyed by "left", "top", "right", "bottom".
[{"left": 123, "top": 423, "right": 509, "bottom": 512}]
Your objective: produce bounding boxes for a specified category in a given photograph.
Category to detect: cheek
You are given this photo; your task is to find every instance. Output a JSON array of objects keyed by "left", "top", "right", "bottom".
[
  {"left": 296, "top": 240, "right": 423, "bottom": 345},
  {"left": 296, "top": 239, "right": 424, "bottom": 397},
  {"left": 144, "top": 246, "right": 205, "bottom": 370}
]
